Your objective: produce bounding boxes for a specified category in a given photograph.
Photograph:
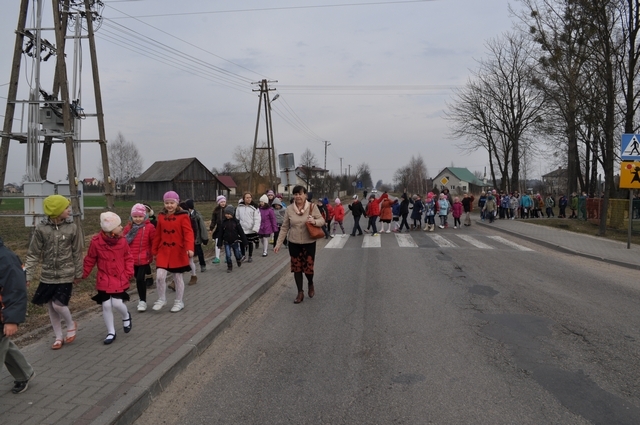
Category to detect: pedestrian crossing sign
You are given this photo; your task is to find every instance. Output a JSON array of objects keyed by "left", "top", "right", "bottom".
[
  {"left": 621, "top": 134, "right": 640, "bottom": 160},
  {"left": 619, "top": 161, "right": 640, "bottom": 189}
]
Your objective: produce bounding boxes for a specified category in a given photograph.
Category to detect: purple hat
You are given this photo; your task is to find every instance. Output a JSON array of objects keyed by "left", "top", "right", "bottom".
[
  {"left": 267, "top": 190, "right": 275, "bottom": 196},
  {"left": 163, "top": 191, "right": 179, "bottom": 203},
  {"left": 216, "top": 195, "right": 226, "bottom": 204}
]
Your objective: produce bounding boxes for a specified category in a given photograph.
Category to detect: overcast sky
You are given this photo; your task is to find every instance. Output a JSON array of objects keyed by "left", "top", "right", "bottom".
[{"left": 0, "top": 0, "right": 523, "bottom": 188}]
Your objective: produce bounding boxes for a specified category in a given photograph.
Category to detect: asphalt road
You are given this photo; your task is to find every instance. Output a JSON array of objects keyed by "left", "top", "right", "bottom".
[{"left": 134, "top": 224, "right": 640, "bottom": 425}]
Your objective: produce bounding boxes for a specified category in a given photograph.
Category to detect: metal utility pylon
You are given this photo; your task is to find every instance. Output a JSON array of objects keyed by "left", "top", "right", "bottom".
[
  {"left": 0, "top": 0, "right": 114, "bottom": 218},
  {"left": 249, "top": 79, "right": 278, "bottom": 194}
]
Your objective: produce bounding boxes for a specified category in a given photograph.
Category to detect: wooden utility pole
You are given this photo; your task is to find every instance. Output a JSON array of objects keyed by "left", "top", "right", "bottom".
[
  {"left": 249, "top": 79, "right": 278, "bottom": 194},
  {"left": 84, "top": 0, "right": 114, "bottom": 209},
  {"left": 52, "top": 0, "right": 81, "bottom": 223},
  {"left": 324, "top": 140, "right": 330, "bottom": 196},
  {"left": 0, "top": 0, "right": 29, "bottom": 202}
]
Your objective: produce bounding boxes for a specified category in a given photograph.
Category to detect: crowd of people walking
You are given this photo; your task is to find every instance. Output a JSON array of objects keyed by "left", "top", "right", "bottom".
[{"left": 3, "top": 185, "right": 585, "bottom": 395}]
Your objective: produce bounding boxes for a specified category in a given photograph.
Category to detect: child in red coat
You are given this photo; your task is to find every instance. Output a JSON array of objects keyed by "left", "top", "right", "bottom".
[
  {"left": 83, "top": 212, "right": 134, "bottom": 344},
  {"left": 330, "top": 198, "right": 346, "bottom": 237},
  {"left": 123, "top": 203, "right": 156, "bottom": 312},
  {"left": 151, "top": 191, "right": 194, "bottom": 313}
]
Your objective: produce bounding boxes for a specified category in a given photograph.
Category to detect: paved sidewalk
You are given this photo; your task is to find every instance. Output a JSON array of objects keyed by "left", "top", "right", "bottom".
[
  {"left": 476, "top": 218, "right": 640, "bottom": 270},
  {"left": 1, "top": 250, "right": 291, "bottom": 425}
]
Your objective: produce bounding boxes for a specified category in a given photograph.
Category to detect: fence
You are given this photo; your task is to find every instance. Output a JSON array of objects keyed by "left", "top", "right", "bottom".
[{"left": 585, "top": 198, "right": 640, "bottom": 232}]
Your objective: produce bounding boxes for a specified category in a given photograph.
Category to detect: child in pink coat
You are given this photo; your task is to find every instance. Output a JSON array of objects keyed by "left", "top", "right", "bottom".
[
  {"left": 258, "top": 195, "right": 278, "bottom": 257},
  {"left": 83, "top": 212, "right": 134, "bottom": 345},
  {"left": 451, "top": 197, "right": 463, "bottom": 229},
  {"left": 331, "top": 198, "right": 346, "bottom": 237},
  {"left": 123, "top": 203, "right": 156, "bottom": 312}
]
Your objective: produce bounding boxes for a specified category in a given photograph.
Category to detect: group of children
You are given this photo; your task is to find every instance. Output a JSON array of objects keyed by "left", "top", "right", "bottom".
[
  {"left": 336, "top": 191, "right": 472, "bottom": 235},
  {"left": 21, "top": 191, "right": 196, "bottom": 351},
  {"left": 210, "top": 191, "right": 284, "bottom": 272}
]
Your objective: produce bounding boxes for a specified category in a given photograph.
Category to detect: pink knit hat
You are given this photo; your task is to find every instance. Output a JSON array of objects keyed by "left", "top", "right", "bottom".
[
  {"left": 131, "top": 203, "right": 147, "bottom": 217},
  {"left": 216, "top": 195, "right": 226, "bottom": 204},
  {"left": 163, "top": 191, "right": 180, "bottom": 203},
  {"left": 334, "top": 197, "right": 341, "bottom": 204}
]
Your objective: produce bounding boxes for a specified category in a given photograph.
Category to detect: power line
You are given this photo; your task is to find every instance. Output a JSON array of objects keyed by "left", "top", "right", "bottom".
[
  {"left": 99, "top": 19, "right": 253, "bottom": 86},
  {"left": 94, "top": 31, "right": 252, "bottom": 95},
  {"left": 96, "top": 24, "right": 251, "bottom": 91},
  {"left": 107, "top": 1, "right": 437, "bottom": 19},
  {"left": 274, "top": 94, "right": 323, "bottom": 140},
  {"left": 104, "top": 4, "right": 270, "bottom": 81}
]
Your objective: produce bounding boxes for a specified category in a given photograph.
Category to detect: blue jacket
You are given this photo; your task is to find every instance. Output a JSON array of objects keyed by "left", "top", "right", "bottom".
[
  {"left": 391, "top": 202, "right": 401, "bottom": 217},
  {"left": 0, "top": 238, "right": 28, "bottom": 327},
  {"left": 438, "top": 199, "right": 450, "bottom": 215}
]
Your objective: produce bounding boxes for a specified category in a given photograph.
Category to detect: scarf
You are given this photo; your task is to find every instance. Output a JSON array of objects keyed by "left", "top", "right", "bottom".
[
  {"left": 292, "top": 200, "right": 309, "bottom": 216},
  {"left": 125, "top": 222, "right": 145, "bottom": 244}
]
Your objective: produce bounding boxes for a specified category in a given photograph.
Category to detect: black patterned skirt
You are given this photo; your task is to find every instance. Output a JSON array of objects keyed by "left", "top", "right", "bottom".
[
  {"left": 245, "top": 232, "right": 260, "bottom": 244},
  {"left": 91, "top": 290, "right": 131, "bottom": 305},
  {"left": 287, "top": 241, "right": 317, "bottom": 274},
  {"left": 32, "top": 282, "right": 73, "bottom": 306}
]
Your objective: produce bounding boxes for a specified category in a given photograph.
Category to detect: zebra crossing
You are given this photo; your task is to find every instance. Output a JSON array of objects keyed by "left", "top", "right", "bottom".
[{"left": 324, "top": 232, "right": 533, "bottom": 251}]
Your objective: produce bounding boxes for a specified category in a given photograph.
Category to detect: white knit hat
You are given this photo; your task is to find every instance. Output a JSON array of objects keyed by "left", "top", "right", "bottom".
[
  {"left": 100, "top": 212, "right": 121, "bottom": 233},
  {"left": 259, "top": 194, "right": 269, "bottom": 204}
]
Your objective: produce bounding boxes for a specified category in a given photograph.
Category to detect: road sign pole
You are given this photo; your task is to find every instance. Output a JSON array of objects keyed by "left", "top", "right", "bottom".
[{"left": 629, "top": 190, "right": 633, "bottom": 249}]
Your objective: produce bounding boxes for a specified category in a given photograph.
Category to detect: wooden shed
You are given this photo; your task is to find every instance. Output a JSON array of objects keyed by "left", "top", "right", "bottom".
[{"left": 135, "top": 157, "right": 228, "bottom": 202}]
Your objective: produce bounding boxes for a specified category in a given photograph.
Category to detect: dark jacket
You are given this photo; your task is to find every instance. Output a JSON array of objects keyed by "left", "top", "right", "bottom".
[
  {"left": 400, "top": 194, "right": 410, "bottom": 216},
  {"left": 217, "top": 217, "right": 248, "bottom": 248},
  {"left": 210, "top": 205, "right": 226, "bottom": 238},
  {"left": 462, "top": 197, "right": 473, "bottom": 213},
  {"left": 348, "top": 201, "right": 366, "bottom": 218},
  {"left": 410, "top": 198, "right": 424, "bottom": 220},
  {"left": 0, "top": 237, "right": 28, "bottom": 327}
]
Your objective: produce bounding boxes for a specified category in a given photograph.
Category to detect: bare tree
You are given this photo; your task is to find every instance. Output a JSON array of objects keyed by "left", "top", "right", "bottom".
[
  {"left": 299, "top": 148, "right": 319, "bottom": 192},
  {"left": 393, "top": 155, "right": 428, "bottom": 194},
  {"left": 233, "top": 142, "right": 270, "bottom": 193},
  {"left": 98, "top": 132, "right": 143, "bottom": 193},
  {"left": 354, "top": 163, "right": 373, "bottom": 190},
  {"left": 446, "top": 32, "right": 546, "bottom": 192},
  {"left": 211, "top": 162, "right": 236, "bottom": 175}
]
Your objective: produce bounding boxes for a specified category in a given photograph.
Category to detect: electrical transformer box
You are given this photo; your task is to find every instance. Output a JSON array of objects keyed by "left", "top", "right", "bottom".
[
  {"left": 23, "top": 180, "right": 55, "bottom": 227},
  {"left": 40, "top": 107, "right": 68, "bottom": 132}
]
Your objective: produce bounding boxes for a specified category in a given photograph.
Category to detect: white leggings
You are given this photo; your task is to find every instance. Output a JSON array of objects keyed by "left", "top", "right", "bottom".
[
  {"left": 47, "top": 300, "right": 74, "bottom": 340},
  {"left": 102, "top": 297, "right": 129, "bottom": 335},
  {"left": 156, "top": 268, "right": 185, "bottom": 303}
]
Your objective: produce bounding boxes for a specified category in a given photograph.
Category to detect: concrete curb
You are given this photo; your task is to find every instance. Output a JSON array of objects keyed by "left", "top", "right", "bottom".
[
  {"left": 93, "top": 256, "right": 291, "bottom": 425},
  {"left": 476, "top": 220, "right": 640, "bottom": 271}
]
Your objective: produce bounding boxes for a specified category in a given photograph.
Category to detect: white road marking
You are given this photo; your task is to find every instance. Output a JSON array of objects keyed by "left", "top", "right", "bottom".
[
  {"left": 395, "top": 233, "right": 418, "bottom": 247},
  {"left": 457, "top": 234, "right": 494, "bottom": 249},
  {"left": 428, "top": 234, "right": 458, "bottom": 248},
  {"left": 487, "top": 235, "right": 533, "bottom": 251},
  {"left": 325, "top": 235, "right": 349, "bottom": 248},
  {"left": 362, "top": 234, "right": 382, "bottom": 248}
]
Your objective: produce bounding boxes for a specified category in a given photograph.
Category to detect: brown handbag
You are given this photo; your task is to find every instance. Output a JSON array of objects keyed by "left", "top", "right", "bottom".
[{"left": 306, "top": 204, "right": 325, "bottom": 239}]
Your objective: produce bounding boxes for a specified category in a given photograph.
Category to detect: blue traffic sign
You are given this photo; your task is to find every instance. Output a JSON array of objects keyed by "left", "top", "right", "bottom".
[{"left": 621, "top": 134, "right": 640, "bottom": 160}]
